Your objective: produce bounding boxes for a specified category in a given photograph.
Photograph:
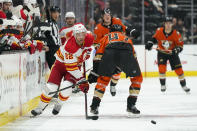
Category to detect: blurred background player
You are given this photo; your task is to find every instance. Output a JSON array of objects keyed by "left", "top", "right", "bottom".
[
  {"left": 88, "top": 8, "right": 140, "bottom": 96},
  {"left": 31, "top": 24, "right": 94, "bottom": 116},
  {"left": 45, "top": 6, "right": 61, "bottom": 69},
  {"left": 2, "top": 0, "right": 12, "bottom": 18},
  {"left": 90, "top": 24, "right": 143, "bottom": 117},
  {"left": 145, "top": 16, "right": 190, "bottom": 93},
  {"left": 59, "top": 11, "right": 76, "bottom": 45}
]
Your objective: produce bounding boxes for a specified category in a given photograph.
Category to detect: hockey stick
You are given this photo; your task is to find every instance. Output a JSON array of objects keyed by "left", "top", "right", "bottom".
[
  {"left": 152, "top": 47, "right": 172, "bottom": 53},
  {"left": 48, "top": 67, "right": 93, "bottom": 95},
  {"left": 83, "top": 62, "right": 99, "bottom": 120},
  {"left": 48, "top": 79, "right": 87, "bottom": 95},
  {"left": 182, "top": 53, "right": 197, "bottom": 56}
]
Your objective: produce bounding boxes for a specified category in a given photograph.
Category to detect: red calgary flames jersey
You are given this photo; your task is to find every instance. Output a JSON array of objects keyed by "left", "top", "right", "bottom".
[{"left": 153, "top": 27, "right": 183, "bottom": 54}]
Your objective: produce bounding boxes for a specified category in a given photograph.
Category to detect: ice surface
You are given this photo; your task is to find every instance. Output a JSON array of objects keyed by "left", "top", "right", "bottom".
[{"left": 1, "top": 77, "right": 197, "bottom": 131}]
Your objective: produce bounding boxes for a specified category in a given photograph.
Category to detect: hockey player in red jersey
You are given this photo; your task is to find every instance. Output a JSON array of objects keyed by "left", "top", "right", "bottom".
[
  {"left": 145, "top": 16, "right": 190, "bottom": 93},
  {"left": 59, "top": 12, "right": 81, "bottom": 45},
  {"left": 88, "top": 8, "right": 140, "bottom": 96},
  {"left": 31, "top": 24, "right": 94, "bottom": 116},
  {"left": 59, "top": 12, "right": 85, "bottom": 93}
]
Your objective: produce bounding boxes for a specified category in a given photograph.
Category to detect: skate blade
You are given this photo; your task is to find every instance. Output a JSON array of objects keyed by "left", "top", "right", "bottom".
[{"left": 127, "top": 112, "right": 140, "bottom": 118}]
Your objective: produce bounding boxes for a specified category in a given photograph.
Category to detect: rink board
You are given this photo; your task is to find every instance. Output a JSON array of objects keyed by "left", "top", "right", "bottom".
[
  {"left": 0, "top": 51, "right": 46, "bottom": 126},
  {"left": 119, "top": 45, "right": 197, "bottom": 78}
]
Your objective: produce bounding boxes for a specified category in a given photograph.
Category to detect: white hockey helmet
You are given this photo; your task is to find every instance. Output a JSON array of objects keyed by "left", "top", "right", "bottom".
[
  {"left": 73, "top": 24, "right": 87, "bottom": 37},
  {"left": 3, "top": 0, "right": 12, "bottom": 3},
  {"left": 24, "top": 0, "right": 37, "bottom": 5},
  {"left": 65, "top": 12, "right": 75, "bottom": 18}
]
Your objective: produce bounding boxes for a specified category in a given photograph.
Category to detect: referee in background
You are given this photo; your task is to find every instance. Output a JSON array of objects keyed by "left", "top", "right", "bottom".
[{"left": 45, "top": 6, "right": 61, "bottom": 69}]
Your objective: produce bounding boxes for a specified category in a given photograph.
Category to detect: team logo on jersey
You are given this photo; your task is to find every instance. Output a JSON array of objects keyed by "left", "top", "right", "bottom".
[{"left": 161, "top": 40, "right": 172, "bottom": 49}]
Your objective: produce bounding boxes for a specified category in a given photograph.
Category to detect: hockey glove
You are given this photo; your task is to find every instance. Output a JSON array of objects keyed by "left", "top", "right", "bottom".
[
  {"left": 145, "top": 41, "right": 154, "bottom": 50},
  {"left": 172, "top": 46, "right": 182, "bottom": 56},
  {"left": 126, "top": 26, "right": 140, "bottom": 39},
  {"left": 78, "top": 80, "right": 89, "bottom": 93},
  {"left": 88, "top": 71, "right": 99, "bottom": 84},
  {"left": 88, "top": 60, "right": 100, "bottom": 84}
]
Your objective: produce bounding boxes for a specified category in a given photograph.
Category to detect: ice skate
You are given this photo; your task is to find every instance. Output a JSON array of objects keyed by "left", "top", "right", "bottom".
[
  {"left": 127, "top": 105, "right": 140, "bottom": 118},
  {"left": 31, "top": 101, "right": 48, "bottom": 116},
  {"left": 90, "top": 97, "right": 101, "bottom": 116},
  {"left": 127, "top": 96, "right": 140, "bottom": 117},
  {"left": 182, "top": 86, "right": 190, "bottom": 93},
  {"left": 110, "top": 86, "right": 116, "bottom": 96},
  {"left": 161, "top": 85, "right": 166, "bottom": 92},
  {"left": 52, "top": 102, "right": 62, "bottom": 115}
]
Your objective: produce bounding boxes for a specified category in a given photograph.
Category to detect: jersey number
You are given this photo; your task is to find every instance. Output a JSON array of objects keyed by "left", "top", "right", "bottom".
[
  {"left": 65, "top": 53, "right": 73, "bottom": 59},
  {"left": 108, "top": 33, "right": 119, "bottom": 41}
]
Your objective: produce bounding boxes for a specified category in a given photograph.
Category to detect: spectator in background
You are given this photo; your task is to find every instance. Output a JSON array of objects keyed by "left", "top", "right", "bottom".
[
  {"left": 94, "top": 6, "right": 102, "bottom": 24},
  {"left": 176, "top": 18, "right": 188, "bottom": 43},
  {"left": 193, "top": 25, "right": 197, "bottom": 43},
  {"left": 172, "top": 17, "right": 177, "bottom": 29},
  {"left": 152, "top": 0, "right": 164, "bottom": 14},
  {"left": 104, "top": 1, "right": 110, "bottom": 9},
  {"left": 122, "top": 14, "right": 133, "bottom": 26},
  {"left": 188, "top": 24, "right": 197, "bottom": 44}
]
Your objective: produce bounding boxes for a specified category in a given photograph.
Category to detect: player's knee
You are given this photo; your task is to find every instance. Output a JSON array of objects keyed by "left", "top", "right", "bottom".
[
  {"left": 175, "top": 68, "right": 184, "bottom": 76},
  {"left": 43, "top": 83, "right": 59, "bottom": 97},
  {"left": 158, "top": 64, "right": 167, "bottom": 74},
  {"left": 59, "top": 81, "right": 73, "bottom": 97},
  {"left": 98, "top": 76, "right": 111, "bottom": 85}
]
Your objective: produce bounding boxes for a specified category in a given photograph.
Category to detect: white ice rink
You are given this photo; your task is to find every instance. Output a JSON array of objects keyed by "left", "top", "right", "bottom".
[{"left": 1, "top": 77, "right": 197, "bottom": 131}]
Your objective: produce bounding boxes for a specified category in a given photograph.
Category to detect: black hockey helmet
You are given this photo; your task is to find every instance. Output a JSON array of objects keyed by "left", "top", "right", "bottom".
[
  {"left": 110, "top": 24, "right": 123, "bottom": 32},
  {"left": 50, "top": 6, "right": 61, "bottom": 13},
  {"left": 101, "top": 8, "right": 112, "bottom": 16},
  {"left": 164, "top": 16, "right": 173, "bottom": 22}
]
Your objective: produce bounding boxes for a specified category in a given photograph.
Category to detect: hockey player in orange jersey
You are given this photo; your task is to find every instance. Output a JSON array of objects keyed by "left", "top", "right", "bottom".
[
  {"left": 31, "top": 24, "right": 94, "bottom": 116},
  {"left": 88, "top": 8, "right": 140, "bottom": 96},
  {"left": 145, "top": 16, "right": 190, "bottom": 93},
  {"left": 90, "top": 24, "right": 143, "bottom": 117}
]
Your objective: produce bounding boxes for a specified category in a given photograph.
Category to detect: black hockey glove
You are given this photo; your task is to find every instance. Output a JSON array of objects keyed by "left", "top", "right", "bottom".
[
  {"left": 126, "top": 26, "right": 140, "bottom": 39},
  {"left": 172, "top": 46, "right": 182, "bottom": 56},
  {"left": 88, "top": 61, "right": 100, "bottom": 84},
  {"left": 145, "top": 41, "right": 154, "bottom": 50},
  {"left": 88, "top": 71, "right": 99, "bottom": 84}
]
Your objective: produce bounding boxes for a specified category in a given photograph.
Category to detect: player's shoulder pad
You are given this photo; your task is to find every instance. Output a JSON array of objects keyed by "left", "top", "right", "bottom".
[
  {"left": 112, "top": 17, "right": 122, "bottom": 23},
  {"left": 94, "top": 23, "right": 102, "bottom": 30},
  {"left": 64, "top": 36, "right": 79, "bottom": 54},
  {"left": 59, "top": 27, "right": 68, "bottom": 32},
  {"left": 84, "top": 33, "right": 94, "bottom": 47}
]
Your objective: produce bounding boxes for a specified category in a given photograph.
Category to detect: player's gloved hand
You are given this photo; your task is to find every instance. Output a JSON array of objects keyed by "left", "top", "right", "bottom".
[
  {"left": 145, "top": 41, "right": 153, "bottom": 50},
  {"left": 24, "top": 41, "right": 36, "bottom": 54},
  {"left": 88, "top": 71, "right": 99, "bottom": 84},
  {"left": 78, "top": 79, "right": 89, "bottom": 93},
  {"left": 130, "top": 29, "right": 140, "bottom": 39},
  {"left": 172, "top": 46, "right": 182, "bottom": 55},
  {"left": 126, "top": 26, "right": 140, "bottom": 39}
]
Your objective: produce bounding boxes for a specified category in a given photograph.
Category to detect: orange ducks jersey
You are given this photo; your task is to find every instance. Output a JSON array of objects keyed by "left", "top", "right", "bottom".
[
  {"left": 96, "top": 31, "right": 134, "bottom": 55},
  {"left": 153, "top": 27, "right": 183, "bottom": 54},
  {"left": 94, "top": 17, "right": 126, "bottom": 46}
]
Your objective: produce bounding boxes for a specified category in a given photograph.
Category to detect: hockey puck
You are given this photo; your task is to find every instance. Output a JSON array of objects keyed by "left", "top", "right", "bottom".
[
  {"left": 92, "top": 116, "right": 99, "bottom": 120},
  {"left": 151, "top": 120, "right": 156, "bottom": 124}
]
